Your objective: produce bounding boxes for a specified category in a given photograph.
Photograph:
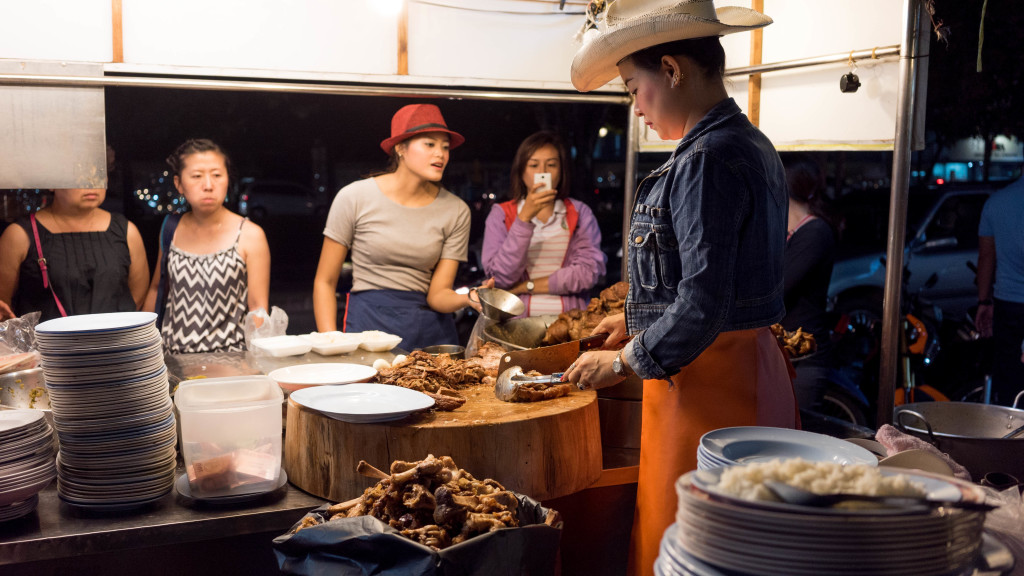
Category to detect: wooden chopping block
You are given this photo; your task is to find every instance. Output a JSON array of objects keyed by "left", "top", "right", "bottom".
[{"left": 284, "top": 383, "right": 602, "bottom": 502}]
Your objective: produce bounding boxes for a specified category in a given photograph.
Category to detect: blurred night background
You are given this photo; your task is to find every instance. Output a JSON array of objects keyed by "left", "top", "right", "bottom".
[{"left": 1, "top": 0, "right": 1021, "bottom": 347}]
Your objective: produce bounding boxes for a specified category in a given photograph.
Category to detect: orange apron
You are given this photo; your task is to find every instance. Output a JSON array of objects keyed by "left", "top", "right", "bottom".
[{"left": 627, "top": 327, "right": 799, "bottom": 576}]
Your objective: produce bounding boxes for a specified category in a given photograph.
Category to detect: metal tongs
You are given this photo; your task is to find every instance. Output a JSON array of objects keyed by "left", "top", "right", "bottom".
[{"left": 494, "top": 366, "right": 565, "bottom": 402}]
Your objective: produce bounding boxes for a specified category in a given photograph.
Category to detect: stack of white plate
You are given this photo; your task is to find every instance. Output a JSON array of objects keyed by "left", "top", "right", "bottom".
[
  {"left": 0, "top": 409, "right": 56, "bottom": 521},
  {"left": 697, "top": 426, "right": 878, "bottom": 470},
  {"left": 36, "top": 312, "right": 177, "bottom": 511},
  {"left": 658, "top": 466, "right": 989, "bottom": 576}
]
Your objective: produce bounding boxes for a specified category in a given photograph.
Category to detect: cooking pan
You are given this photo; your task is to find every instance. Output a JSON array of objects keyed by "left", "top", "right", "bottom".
[{"left": 894, "top": 392, "right": 1024, "bottom": 481}]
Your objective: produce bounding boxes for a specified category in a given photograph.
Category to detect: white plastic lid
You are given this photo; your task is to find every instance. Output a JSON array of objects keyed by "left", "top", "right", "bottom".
[{"left": 174, "top": 375, "right": 282, "bottom": 412}]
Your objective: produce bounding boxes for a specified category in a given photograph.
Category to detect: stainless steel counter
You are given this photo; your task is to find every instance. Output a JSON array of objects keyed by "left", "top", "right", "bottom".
[{"left": 0, "top": 469, "right": 326, "bottom": 566}]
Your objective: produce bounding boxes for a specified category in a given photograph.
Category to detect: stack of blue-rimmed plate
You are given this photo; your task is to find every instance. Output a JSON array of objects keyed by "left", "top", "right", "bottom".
[
  {"left": 0, "top": 409, "right": 57, "bottom": 521},
  {"left": 658, "top": 466, "right": 992, "bottom": 576},
  {"left": 696, "top": 427, "right": 877, "bottom": 471},
  {"left": 36, "top": 312, "right": 177, "bottom": 511}
]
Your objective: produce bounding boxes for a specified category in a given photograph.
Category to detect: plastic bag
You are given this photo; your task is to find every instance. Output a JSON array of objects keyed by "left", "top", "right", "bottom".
[
  {"left": 982, "top": 484, "right": 1024, "bottom": 542},
  {"left": 464, "top": 314, "right": 497, "bottom": 359},
  {"left": 273, "top": 493, "right": 562, "bottom": 576},
  {"left": 0, "top": 312, "right": 41, "bottom": 374},
  {"left": 244, "top": 306, "right": 289, "bottom": 354}
]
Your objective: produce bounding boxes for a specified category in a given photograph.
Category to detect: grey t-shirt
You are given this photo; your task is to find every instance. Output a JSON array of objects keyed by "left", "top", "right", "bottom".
[{"left": 323, "top": 177, "right": 470, "bottom": 293}]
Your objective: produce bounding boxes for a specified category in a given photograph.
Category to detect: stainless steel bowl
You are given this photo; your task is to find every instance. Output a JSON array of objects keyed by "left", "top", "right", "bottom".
[
  {"left": 481, "top": 315, "right": 559, "bottom": 350},
  {"left": 477, "top": 288, "right": 525, "bottom": 322},
  {"left": 422, "top": 345, "right": 466, "bottom": 360},
  {"left": 0, "top": 367, "right": 50, "bottom": 410}
]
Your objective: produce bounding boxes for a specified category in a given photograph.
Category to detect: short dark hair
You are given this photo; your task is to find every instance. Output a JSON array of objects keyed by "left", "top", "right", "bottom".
[
  {"left": 624, "top": 36, "right": 726, "bottom": 79},
  {"left": 784, "top": 153, "right": 837, "bottom": 232},
  {"left": 509, "top": 131, "right": 571, "bottom": 202},
  {"left": 166, "top": 138, "right": 233, "bottom": 184}
]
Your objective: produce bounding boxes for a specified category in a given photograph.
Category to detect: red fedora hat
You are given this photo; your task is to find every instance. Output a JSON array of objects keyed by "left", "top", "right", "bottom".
[{"left": 379, "top": 104, "right": 465, "bottom": 155}]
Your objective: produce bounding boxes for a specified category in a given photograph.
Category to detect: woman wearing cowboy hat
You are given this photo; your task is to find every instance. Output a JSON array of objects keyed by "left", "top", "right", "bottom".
[
  {"left": 562, "top": 1, "right": 799, "bottom": 573},
  {"left": 313, "top": 103, "right": 490, "bottom": 350}
]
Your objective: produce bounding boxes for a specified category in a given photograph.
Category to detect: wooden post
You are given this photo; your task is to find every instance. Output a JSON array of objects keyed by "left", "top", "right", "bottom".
[
  {"left": 747, "top": 0, "right": 764, "bottom": 126},
  {"left": 111, "top": 0, "right": 123, "bottom": 63},
  {"left": 397, "top": 1, "right": 409, "bottom": 75}
]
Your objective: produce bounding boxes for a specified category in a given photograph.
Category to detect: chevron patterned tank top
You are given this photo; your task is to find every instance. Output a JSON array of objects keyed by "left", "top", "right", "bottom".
[{"left": 160, "top": 220, "right": 248, "bottom": 354}]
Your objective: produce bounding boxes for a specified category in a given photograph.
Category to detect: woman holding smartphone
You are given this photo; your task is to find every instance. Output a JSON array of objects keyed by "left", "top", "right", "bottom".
[{"left": 481, "top": 131, "right": 605, "bottom": 316}]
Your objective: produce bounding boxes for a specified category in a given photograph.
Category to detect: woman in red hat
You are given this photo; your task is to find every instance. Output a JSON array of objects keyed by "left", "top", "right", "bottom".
[{"left": 312, "top": 103, "right": 489, "bottom": 350}]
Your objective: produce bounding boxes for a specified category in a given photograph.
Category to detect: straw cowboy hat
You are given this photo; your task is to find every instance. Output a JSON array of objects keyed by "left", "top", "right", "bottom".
[
  {"left": 571, "top": 0, "right": 772, "bottom": 92},
  {"left": 380, "top": 103, "right": 465, "bottom": 154}
]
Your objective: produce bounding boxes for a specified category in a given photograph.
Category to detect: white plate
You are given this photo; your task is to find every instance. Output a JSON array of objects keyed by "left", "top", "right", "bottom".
[
  {"left": 268, "top": 363, "right": 376, "bottom": 392},
  {"left": 300, "top": 332, "right": 363, "bottom": 355},
  {"left": 35, "top": 312, "right": 157, "bottom": 334},
  {"left": 700, "top": 427, "right": 877, "bottom": 467},
  {"left": 0, "top": 410, "right": 44, "bottom": 435},
  {"left": 251, "top": 336, "right": 313, "bottom": 357},
  {"left": 289, "top": 383, "right": 433, "bottom": 423}
]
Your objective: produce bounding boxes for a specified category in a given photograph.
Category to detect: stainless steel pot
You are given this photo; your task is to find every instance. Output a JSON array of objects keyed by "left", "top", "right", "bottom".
[{"left": 895, "top": 394, "right": 1024, "bottom": 481}]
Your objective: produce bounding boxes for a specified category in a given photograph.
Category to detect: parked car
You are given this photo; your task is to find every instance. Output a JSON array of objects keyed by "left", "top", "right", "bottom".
[
  {"left": 237, "top": 178, "right": 327, "bottom": 221},
  {"left": 828, "top": 186, "right": 994, "bottom": 325}
]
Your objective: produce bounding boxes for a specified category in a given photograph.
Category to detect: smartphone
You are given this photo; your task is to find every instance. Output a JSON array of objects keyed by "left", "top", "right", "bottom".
[{"left": 534, "top": 172, "right": 552, "bottom": 192}]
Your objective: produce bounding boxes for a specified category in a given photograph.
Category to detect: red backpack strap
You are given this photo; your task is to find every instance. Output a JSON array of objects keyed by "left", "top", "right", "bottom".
[
  {"left": 499, "top": 200, "right": 518, "bottom": 231},
  {"left": 564, "top": 199, "right": 579, "bottom": 235}
]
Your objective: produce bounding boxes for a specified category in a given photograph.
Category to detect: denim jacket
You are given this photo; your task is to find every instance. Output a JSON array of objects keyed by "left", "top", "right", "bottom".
[{"left": 623, "top": 98, "right": 788, "bottom": 380}]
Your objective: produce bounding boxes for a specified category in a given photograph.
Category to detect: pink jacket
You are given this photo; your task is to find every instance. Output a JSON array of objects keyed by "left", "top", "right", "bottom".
[{"left": 481, "top": 198, "right": 605, "bottom": 315}]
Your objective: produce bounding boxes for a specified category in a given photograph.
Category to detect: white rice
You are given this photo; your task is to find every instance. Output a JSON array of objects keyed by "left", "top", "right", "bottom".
[{"left": 715, "top": 459, "right": 926, "bottom": 502}]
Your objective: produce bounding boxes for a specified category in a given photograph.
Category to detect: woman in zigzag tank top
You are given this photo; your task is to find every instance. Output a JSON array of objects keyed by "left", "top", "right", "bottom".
[{"left": 145, "top": 139, "right": 270, "bottom": 354}]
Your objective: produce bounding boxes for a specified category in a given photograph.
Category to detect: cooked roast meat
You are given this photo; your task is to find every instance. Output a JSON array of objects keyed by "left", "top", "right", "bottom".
[
  {"left": 296, "top": 454, "right": 530, "bottom": 551},
  {"left": 542, "top": 281, "right": 628, "bottom": 345},
  {"left": 770, "top": 323, "right": 817, "bottom": 358},
  {"left": 373, "top": 343, "right": 504, "bottom": 411}
]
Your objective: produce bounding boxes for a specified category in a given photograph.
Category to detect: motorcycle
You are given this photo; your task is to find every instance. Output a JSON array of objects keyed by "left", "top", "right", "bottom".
[{"left": 826, "top": 259, "right": 949, "bottom": 427}]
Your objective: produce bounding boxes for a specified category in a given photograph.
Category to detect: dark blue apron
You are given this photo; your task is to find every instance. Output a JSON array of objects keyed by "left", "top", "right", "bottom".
[{"left": 343, "top": 290, "right": 458, "bottom": 351}]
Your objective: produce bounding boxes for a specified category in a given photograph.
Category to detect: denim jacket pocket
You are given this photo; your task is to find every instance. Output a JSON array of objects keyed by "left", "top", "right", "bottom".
[
  {"left": 631, "top": 225, "right": 680, "bottom": 291},
  {"left": 630, "top": 228, "right": 660, "bottom": 290}
]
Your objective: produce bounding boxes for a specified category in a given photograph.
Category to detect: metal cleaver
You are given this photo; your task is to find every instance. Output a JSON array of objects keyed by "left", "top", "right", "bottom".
[{"left": 494, "top": 333, "right": 607, "bottom": 402}]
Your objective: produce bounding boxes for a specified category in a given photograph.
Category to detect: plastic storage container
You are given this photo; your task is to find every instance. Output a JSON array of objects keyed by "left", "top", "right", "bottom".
[{"left": 174, "top": 375, "right": 284, "bottom": 498}]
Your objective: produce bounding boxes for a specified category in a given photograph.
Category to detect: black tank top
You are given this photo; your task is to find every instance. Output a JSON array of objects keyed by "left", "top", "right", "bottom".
[{"left": 14, "top": 213, "right": 137, "bottom": 321}]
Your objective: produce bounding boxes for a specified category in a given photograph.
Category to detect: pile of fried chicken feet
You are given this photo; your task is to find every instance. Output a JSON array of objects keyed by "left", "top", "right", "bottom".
[{"left": 294, "top": 454, "right": 560, "bottom": 550}]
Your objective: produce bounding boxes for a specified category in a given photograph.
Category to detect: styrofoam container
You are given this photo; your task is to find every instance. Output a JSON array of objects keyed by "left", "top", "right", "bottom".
[
  {"left": 174, "top": 376, "right": 283, "bottom": 498},
  {"left": 300, "top": 331, "right": 362, "bottom": 355},
  {"left": 358, "top": 331, "right": 402, "bottom": 352},
  {"left": 252, "top": 335, "right": 313, "bottom": 357}
]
